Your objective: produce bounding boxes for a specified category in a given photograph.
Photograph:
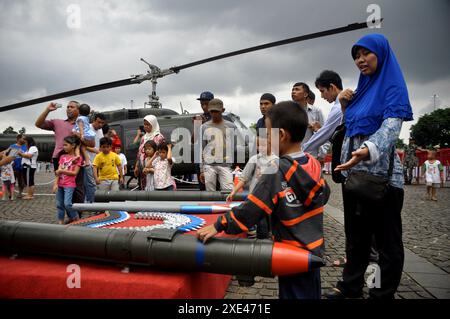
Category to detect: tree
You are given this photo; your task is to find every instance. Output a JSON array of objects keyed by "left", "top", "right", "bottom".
[
  {"left": 410, "top": 108, "right": 450, "bottom": 148},
  {"left": 2, "top": 126, "right": 17, "bottom": 135},
  {"left": 19, "top": 127, "right": 26, "bottom": 134}
]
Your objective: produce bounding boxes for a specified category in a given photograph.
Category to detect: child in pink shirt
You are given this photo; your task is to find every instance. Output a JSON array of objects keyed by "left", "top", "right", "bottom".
[{"left": 53, "top": 136, "right": 82, "bottom": 224}]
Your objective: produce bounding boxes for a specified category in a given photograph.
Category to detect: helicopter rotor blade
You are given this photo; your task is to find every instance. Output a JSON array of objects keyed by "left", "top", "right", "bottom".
[
  {"left": 0, "top": 77, "right": 141, "bottom": 113},
  {"left": 0, "top": 20, "right": 379, "bottom": 113},
  {"left": 170, "top": 20, "right": 377, "bottom": 73}
]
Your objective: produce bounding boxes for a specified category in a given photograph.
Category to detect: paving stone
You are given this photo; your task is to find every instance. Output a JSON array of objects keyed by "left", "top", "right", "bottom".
[
  {"left": 259, "top": 289, "right": 275, "bottom": 297},
  {"left": 1, "top": 172, "right": 448, "bottom": 300}
]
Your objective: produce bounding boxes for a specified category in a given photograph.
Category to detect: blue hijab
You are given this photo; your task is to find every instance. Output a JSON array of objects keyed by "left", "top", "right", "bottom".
[{"left": 345, "top": 34, "right": 413, "bottom": 137}]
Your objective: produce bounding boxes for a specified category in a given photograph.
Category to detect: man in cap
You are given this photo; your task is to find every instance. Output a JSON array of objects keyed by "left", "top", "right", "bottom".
[
  {"left": 291, "top": 82, "right": 324, "bottom": 144},
  {"left": 255, "top": 93, "right": 276, "bottom": 131},
  {"left": 193, "top": 91, "right": 214, "bottom": 190},
  {"left": 196, "top": 91, "right": 214, "bottom": 123},
  {"left": 199, "top": 98, "right": 237, "bottom": 192}
]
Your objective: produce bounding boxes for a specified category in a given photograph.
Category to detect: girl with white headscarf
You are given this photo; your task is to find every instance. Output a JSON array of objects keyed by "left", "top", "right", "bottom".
[{"left": 133, "top": 115, "right": 165, "bottom": 189}]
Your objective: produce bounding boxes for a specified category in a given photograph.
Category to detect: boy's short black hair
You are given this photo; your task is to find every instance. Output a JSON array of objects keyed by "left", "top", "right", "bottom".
[
  {"left": 144, "top": 140, "right": 157, "bottom": 151},
  {"left": 315, "top": 70, "right": 343, "bottom": 90},
  {"left": 266, "top": 101, "right": 308, "bottom": 143},
  {"left": 79, "top": 103, "right": 91, "bottom": 116},
  {"left": 16, "top": 133, "right": 24, "bottom": 140},
  {"left": 158, "top": 142, "right": 169, "bottom": 152},
  {"left": 308, "top": 91, "right": 315, "bottom": 101},
  {"left": 99, "top": 137, "right": 112, "bottom": 147},
  {"left": 93, "top": 112, "right": 106, "bottom": 121}
]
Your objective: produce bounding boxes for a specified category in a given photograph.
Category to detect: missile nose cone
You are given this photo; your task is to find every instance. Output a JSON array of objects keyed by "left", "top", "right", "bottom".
[
  {"left": 271, "top": 242, "right": 325, "bottom": 276},
  {"left": 309, "top": 254, "right": 326, "bottom": 268}
]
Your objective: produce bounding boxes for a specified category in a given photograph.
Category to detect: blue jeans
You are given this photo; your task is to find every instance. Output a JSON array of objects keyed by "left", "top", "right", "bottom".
[
  {"left": 83, "top": 165, "right": 96, "bottom": 203},
  {"left": 56, "top": 187, "right": 77, "bottom": 221}
]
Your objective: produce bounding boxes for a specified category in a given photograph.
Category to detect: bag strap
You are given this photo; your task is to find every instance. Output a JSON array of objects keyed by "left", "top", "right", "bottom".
[
  {"left": 387, "top": 145, "right": 395, "bottom": 178},
  {"left": 348, "top": 136, "right": 395, "bottom": 178}
]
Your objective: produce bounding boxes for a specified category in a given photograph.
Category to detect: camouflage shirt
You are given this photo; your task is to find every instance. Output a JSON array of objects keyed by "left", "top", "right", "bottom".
[{"left": 404, "top": 144, "right": 418, "bottom": 167}]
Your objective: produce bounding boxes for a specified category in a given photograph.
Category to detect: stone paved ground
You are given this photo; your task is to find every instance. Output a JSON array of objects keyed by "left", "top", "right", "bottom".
[{"left": 0, "top": 171, "right": 448, "bottom": 299}]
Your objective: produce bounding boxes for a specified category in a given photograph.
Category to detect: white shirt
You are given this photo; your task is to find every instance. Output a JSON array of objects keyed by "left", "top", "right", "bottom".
[
  {"left": 117, "top": 153, "right": 127, "bottom": 174},
  {"left": 87, "top": 124, "right": 104, "bottom": 164},
  {"left": 21, "top": 146, "right": 39, "bottom": 168},
  {"left": 302, "top": 104, "right": 324, "bottom": 144},
  {"left": 424, "top": 160, "right": 442, "bottom": 184},
  {"left": 1, "top": 162, "right": 15, "bottom": 182},
  {"left": 303, "top": 97, "right": 342, "bottom": 157}
]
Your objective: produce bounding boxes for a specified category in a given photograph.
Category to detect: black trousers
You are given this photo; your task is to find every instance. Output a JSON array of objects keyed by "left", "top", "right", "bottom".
[{"left": 337, "top": 185, "right": 404, "bottom": 299}]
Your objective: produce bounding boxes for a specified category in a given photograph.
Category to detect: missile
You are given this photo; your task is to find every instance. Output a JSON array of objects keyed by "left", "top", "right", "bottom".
[
  {"left": 94, "top": 190, "right": 249, "bottom": 202},
  {"left": 0, "top": 220, "right": 325, "bottom": 277},
  {"left": 72, "top": 201, "right": 242, "bottom": 213}
]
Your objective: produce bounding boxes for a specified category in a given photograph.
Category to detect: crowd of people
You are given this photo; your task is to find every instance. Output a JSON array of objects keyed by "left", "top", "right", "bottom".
[
  {"left": 198, "top": 33, "right": 417, "bottom": 300},
  {"left": 0, "top": 33, "right": 446, "bottom": 299}
]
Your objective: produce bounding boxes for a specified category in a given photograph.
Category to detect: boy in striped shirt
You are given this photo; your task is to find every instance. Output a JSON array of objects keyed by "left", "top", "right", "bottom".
[{"left": 198, "top": 101, "right": 330, "bottom": 299}]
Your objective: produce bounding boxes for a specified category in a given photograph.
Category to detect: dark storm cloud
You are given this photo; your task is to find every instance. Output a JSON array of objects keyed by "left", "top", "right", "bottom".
[{"left": 0, "top": 0, "right": 448, "bottom": 138}]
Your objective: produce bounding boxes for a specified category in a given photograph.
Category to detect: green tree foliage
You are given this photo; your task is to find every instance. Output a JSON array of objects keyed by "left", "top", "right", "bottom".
[
  {"left": 411, "top": 108, "right": 450, "bottom": 148},
  {"left": 2, "top": 126, "right": 17, "bottom": 135}
]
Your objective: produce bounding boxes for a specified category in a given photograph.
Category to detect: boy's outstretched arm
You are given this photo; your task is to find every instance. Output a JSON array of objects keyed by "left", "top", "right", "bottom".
[{"left": 197, "top": 175, "right": 276, "bottom": 243}]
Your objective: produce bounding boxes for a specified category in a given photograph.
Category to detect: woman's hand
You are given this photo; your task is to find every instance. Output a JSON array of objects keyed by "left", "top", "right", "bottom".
[
  {"left": 52, "top": 184, "right": 58, "bottom": 193},
  {"left": 335, "top": 147, "right": 370, "bottom": 171},
  {"left": 338, "top": 89, "right": 355, "bottom": 112},
  {"left": 134, "top": 165, "right": 139, "bottom": 177}
]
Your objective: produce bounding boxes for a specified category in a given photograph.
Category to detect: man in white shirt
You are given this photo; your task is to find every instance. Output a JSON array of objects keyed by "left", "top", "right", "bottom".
[
  {"left": 303, "top": 70, "right": 344, "bottom": 158},
  {"left": 291, "top": 82, "right": 324, "bottom": 144},
  {"left": 84, "top": 112, "right": 106, "bottom": 202}
]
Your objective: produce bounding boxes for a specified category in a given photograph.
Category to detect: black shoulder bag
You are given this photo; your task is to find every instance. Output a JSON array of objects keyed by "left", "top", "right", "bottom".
[
  {"left": 329, "top": 123, "right": 346, "bottom": 184},
  {"left": 344, "top": 137, "right": 395, "bottom": 202}
]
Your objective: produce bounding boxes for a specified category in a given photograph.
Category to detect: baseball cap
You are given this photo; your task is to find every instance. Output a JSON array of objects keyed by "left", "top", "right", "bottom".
[
  {"left": 208, "top": 98, "right": 224, "bottom": 112},
  {"left": 197, "top": 91, "right": 214, "bottom": 101}
]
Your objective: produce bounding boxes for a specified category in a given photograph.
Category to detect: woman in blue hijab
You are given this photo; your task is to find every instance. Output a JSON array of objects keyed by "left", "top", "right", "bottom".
[{"left": 326, "top": 34, "right": 413, "bottom": 300}]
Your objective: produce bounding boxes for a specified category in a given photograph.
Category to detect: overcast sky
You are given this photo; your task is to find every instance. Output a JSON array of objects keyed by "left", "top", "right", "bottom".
[{"left": 1, "top": 0, "right": 449, "bottom": 140}]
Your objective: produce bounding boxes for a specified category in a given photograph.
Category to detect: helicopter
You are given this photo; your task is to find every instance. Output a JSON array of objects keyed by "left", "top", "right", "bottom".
[{"left": 0, "top": 21, "right": 375, "bottom": 185}]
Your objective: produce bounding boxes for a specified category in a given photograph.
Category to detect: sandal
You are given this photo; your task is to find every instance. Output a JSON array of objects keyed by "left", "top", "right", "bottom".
[{"left": 332, "top": 256, "right": 347, "bottom": 267}]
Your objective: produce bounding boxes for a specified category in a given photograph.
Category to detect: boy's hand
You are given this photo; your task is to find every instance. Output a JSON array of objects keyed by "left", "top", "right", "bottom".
[
  {"left": 199, "top": 173, "right": 205, "bottom": 184},
  {"left": 119, "top": 177, "right": 124, "bottom": 185},
  {"left": 226, "top": 192, "right": 235, "bottom": 202},
  {"left": 95, "top": 178, "right": 100, "bottom": 185},
  {"left": 197, "top": 224, "right": 218, "bottom": 244}
]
